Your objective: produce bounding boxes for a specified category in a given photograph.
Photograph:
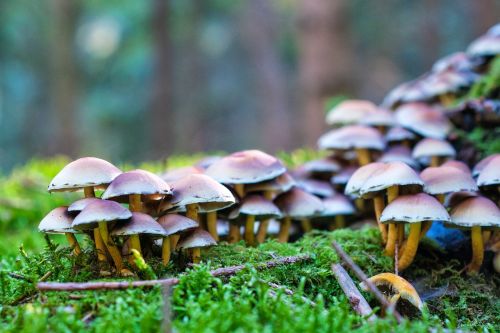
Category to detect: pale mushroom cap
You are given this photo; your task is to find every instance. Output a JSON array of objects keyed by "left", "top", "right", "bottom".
[
  {"left": 67, "top": 198, "right": 102, "bottom": 213},
  {"left": 157, "top": 214, "right": 198, "bottom": 236},
  {"left": 244, "top": 172, "right": 296, "bottom": 194},
  {"left": 385, "top": 126, "right": 417, "bottom": 143},
  {"left": 331, "top": 166, "right": 357, "bottom": 185},
  {"left": 48, "top": 157, "right": 122, "bottom": 192},
  {"left": 473, "top": 154, "right": 500, "bottom": 178},
  {"left": 395, "top": 103, "right": 452, "bottom": 139},
  {"left": 325, "top": 100, "right": 377, "bottom": 125},
  {"left": 161, "top": 166, "right": 202, "bottom": 183},
  {"left": 195, "top": 156, "right": 222, "bottom": 170},
  {"left": 359, "top": 108, "right": 396, "bottom": 127},
  {"left": 380, "top": 193, "right": 450, "bottom": 224},
  {"left": 72, "top": 200, "right": 132, "bottom": 230},
  {"left": 102, "top": 169, "right": 172, "bottom": 200},
  {"left": 205, "top": 150, "right": 286, "bottom": 184},
  {"left": 274, "top": 188, "right": 324, "bottom": 218},
  {"left": 449, "top": 196, "right": 500, "bottom": 227},
  {"left": 231, "top": 194, "right": 282, "bottom": 220},
  {"left": 412, "top": 138, "right": 456, "bottom": 160},
  {"left": 177, "top": 228, "right": 217, "bottom": 249},
  {"left": 441, "top": 160, "right": 471, "bottom": 174},
  {"left": 422, "top": 70, "right": 477, "bottom": 96},
  {"left": 38, "top": 207, "right": 76, "bottom": 233},
  {"left": 378, "top": 146, "right": 420, "bottom": 170},
  {"left": 111, "top": 212, "right": 167, "bottom": 237},
  {"left": 318, "top": 125, "right": 386, "bottom": 151},
  {"left": 444, "top": 191, "right": 478, "bottom": 208},
  {"left": 421, "top": 166, "right": 478, "bottom": 195},
  {"left": 359, "top": 162, "right": 424, "bottom": 197},
  {"left": 432, "top": 52, "right": 476, "bottom": 73},
  {"left": 477, "top": 155, "right": 500, "bottom": 187},
  {"left": 467, "top": 34, "right": 500, "bottom": 57},
  {"left": 321, "top": 194, "right": 355, "bottom": 216},
  {"left": 301, "top": 158, "right": 341, "bottom": 175},
  {"left": 296, "top": 178, "right": 335, "bottom": 198},
  {"left": 345, "top": 162, "right": 385, "bottom": 197}
]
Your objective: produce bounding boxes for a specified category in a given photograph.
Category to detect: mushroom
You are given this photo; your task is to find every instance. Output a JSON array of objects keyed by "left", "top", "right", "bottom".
[
  {"left": 295, "top": 178, "right": 335, "bottom": 198},
  {"left": 448, "top": 196, "right": 500, "bottom": 273},
  {"left": 325, "top": 100, "right": 377, "bottom": 126},
  {"left": 380, "top": 193, "right": 450, "bottom": 271},
  {"left": 412, "top": 138, "right": 456, "bottom": 167},
  {"left": 385, "top": 127, "right": 417, "bottom": 148},
  {"left": 177, "top": 228, "right": 217, "bottom": 264},
  {"left": 331, "top": 166, "right": 357, "bottom": 191},
  {"left": 359, "top": 273, "right": 423, "bottom": 316},
  {"left": 359, "top": 107, "right": 396, "bottom": 133},
  {"left": 432, "top": 52, "right": 479, "bottom": 73},
  {"left": 38, "top": 207, "right": 81, "bottom": 255},
  {"left": 157, "top": 214, "right": 198, "bottom": 265},
  {"left": 72, "top": 200, "right": 132, "bottom": 273},
  {"left": 441, "top": 160, "right": 471, "bottom": 174},
  {"left": 467, "top": 30, "right": 500, "bottom": 58},
  {"left": 395, "top": 103, "right": 452, "bottom": 140},
  {"left": 274, "top": 188, "right": 324, "bottom": 242},
  {"left": 160, "top": 166, "right": 203, "bottom": 183},
  {"left": 298, "top": 158, "right": 341, "bottom": 181},
  {"left": 67, "top": 197, "right": 102, "bottom": 213},
  {"left": 378, "top": 146, "right": 420, "bottom": 170},
  {"left": 316, "top": 194, "right": 355, "bottom": 230},
  {"left": 472, "top": 154, "right": 500, "bottom": 178}
]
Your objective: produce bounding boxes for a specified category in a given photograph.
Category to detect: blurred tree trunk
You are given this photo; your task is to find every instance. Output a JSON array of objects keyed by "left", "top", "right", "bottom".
[
  {"left": 297, "top": 0, "right": 354, "bottom": 146},
  {"left": 48, "top": 0, "right": 80, "bottom": 156},
  {"left": 149, "top": 0, "right": 174, "bottom": 159},
  {"left": 240, "top": 0, "right": 291, "bottom": 151}
]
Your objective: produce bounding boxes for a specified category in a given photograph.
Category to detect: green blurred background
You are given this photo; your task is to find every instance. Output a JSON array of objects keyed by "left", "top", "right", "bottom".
[{"left": 1, "top": 0, "right": 499, "bottom": 172}]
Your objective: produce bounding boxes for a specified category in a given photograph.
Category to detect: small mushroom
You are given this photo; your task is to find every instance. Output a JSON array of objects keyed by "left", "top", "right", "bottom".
[
  {"left": 395, "top": 103, "right": 452, "bottom": 140},
  {"left": 177, "top": 228, "right": 217, "bottom": 264},
  {"left": 359, "top": 107, "right": 396, "bottom": 133},
  {"left": 412, "top": 138, "right": 456, "bottom": 167},
  {"left": 160, "top": 166, "right": 203, "bottom": 183},
  {"left": 378, "top": 146, "right": 420, "bottom": 170},
  {"left": 385, "top": 127, "right": 417, "bottom": 148},
  {"left": 298, "top": 158, "right": 341, "bottom": 181},
  {"left": 38, "top": 207, "right": 81, "bottom": 255},
  {"left": 67, "top": 197, "right": 102, "bottom": 213},
  {"left": 157, "top": 214, "right": 198, "bottom": 265},
  {"left": 472, "top": 154, "right": 499, "bottom": 178},
  {"left": 316, "top": 194, "right": 355, "bottom": 230},
  {"left": 441, "top": 160, "right": 471, "bottom": 174},
  {"left": 325, "top": 99, "right": 377, "bottom": 126},
  {"left": 296, "top": 178, "right": 335, "bottom": 198}
]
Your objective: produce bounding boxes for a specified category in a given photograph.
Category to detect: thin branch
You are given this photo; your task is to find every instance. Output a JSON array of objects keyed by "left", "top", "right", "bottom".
[
  {"left": 331, "top": 264, "right": 376, "bottom": 321},
  {"left": 37, "top": 255, "right": 311, "bottom": 291}
]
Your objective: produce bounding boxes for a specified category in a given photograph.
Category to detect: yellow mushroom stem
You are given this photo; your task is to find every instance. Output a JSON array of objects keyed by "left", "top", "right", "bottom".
[
  {"left": 129, "top": 234, "right": 142, "bottom": 257},
  {"left": 84, "top": 186, "right": 96, "bottom": 198},
  {"left": 65, "top": 233, "right": 81, "bottom": 255},
  {"left": 389, "top": 293, "right": 401, "bottom": 306},
  {"left": 355, "top": 148, "right": 371, "bottom": 166},
  {"left": 301, "top": 218, "right": 312, "bottom": 233},
  {"left": 334, "top": 215, "right": 345, "bottom": 229},
  {"left": 278, "top": 216, "right": 291, "bottom": 243},
  {"left": 206, "top": 211, "right": 219, "bottom": 241},
  {"left": 228, "top": 224, "right": 241, "bottom": 243},
  {"left": 373, "top": 195, "right": 387, "bottom": 243},
  {"left": 436, "top": 194, "right": 445, "bottom": 204},
  {"left": 191, "top": 248, "right": 201, "bottom": 264},
  {"left": 482, "top": 230, "right": 491, "bottom": 244},
  {"left": 129, "top": 194, "right": 143, "bottom": 212},
  {"left": 170, "top": 234, "right": 180, "bottom": 250},
  {"left": 255, "top": 190, "right": 274, "bottom": 244},
  {"left": 234, "top": 184, "right": 245, "bottom": 198},
  {"left": 439, "top": 93, "right": 455, "bottom": 107},
  {"left": 398, "top": 222, "right": 421, "bottom": 271},
  {"left": 162, "top": 236, "right": 171, "bottom": 265},
  {"left": 385, "top": 185, "right": 399, "bottom": 256},
  {"left": 186, "top": 204, "right": 199, "bottom": 222},
  {"left": 94, "top": 228, "right": 109, "bottom": 262},
  {"left": 468, "top": 226, "right": 484, "bottom": 273},
  {"left": 244, "top": 215, "right": 256, "bottom": 245},
  {"left": 430, "top": 156, "right": 441, "bottom": 167},
  {"left": 354, "top": 198, "right": 365, "bottom": 212},
  {"left": 98, "top": 221, "right": 123, "bottom": 272},
  {"left": 419, "top": 221, "right": 432, "bottom": 240}
]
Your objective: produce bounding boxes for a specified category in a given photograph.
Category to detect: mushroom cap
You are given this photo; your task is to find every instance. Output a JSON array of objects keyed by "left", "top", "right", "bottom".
[
  {"left": 385, "top": 126, "right": 417, "bottom": 143},
  {"left": 160, "top": 174, "right": 235, "bottom": 213},
  {"left": 359, "top": 162, "right": 424, "bottom": 198},
  {"left": 274, "top": 188, "right": 324, "bottom": 218},
  {"left": 395, "top": 103, "right": 452, "bottom": 139},
  {"left": 378, "top": 146, "right": 420, "bottom": 170},
  {"left": 325, "top": 100, "right": 377, "bottom": 126},
  {"left": 345, "top": 162, "right": 385, "bottom": 197},
  {"left": 177, "top": 228, "right": 217, "bottom": 249},
  {"left": 296, "top": 178, "right": 335, "bottom": 198},
  {"left": 441, "top": 160, "right": 471, "bottom": 174},
  {"left": 432, "top": 52, "right": 478, "bottom": 73},
  {"left": 422, "top": 70, "right": 478, "bottom": 96},
  {"left": 421, "top": 166, "right": 478, "bottom": 195},
  {"left": 48, "top": 157, "right": 122, "bottom": 192},
  {"left": 444, "top": 191, "right": 478, "bottom": 208},
  {"left": 477, "top": 155, "right": 500, "bottom": 187},
  {"left": 382, "top": 80, "right": 418, "bottom": 108},
  {"left": 195, "top": 156, "right": 222, "bottom": 170},
  {"left": 359, "top": 273, "right": 423, "bottom": 311},
  {"left": 412, "top": 138, "right": 456, "bottom": 160},
  {"left": 157, "top": 214, "right": 198, "bottom": 236},
  {"left": 359, "top": 108, "right": 396, "bottom": 127},
  {"left": 467, "top": 34, "right": 500, "bottom": 57},
  {"left": 300, "top": 158, "right": 341, "bottom": 175},
  {"left": 320, "top": 194, "right": 355, "bottom": 217},
  {"left": 473, "top": 154, "right": 500, "bottom": 178},
  {"left": 72, "top": 200, "right": 132, "bottom": 230},
  {"left": 38, "top": 207, "right": 76, "bottom": 234},
  {"left": 67, "top": 197, "right": 102, "bottom": 213},
  {"left": 205, "top": 150, "right": 286, "bottom": 184},
  {"left": 244, "top": 172, "right": 296, "bottom": 194},
  {"left": 111, "top": 212, "right": 167, "bottom": 237},
  {"left": 380, "top": 193, "right": 450, "bottom": 224},
  {"left": 161, "top": 166, "right": 203, "bottom": 183},
  {"left": 318, "top": 125, "right": 386, "bottom": 151},
  {"left": 331, "top": 166, "right": 357, "bottom": 185},
  {"left": 102, "top": 169, "right": 172, "bottom": 200},
  {"left": 449, "top": 196, "right": 500, "bottom": 228},
  {"left": 230, "top": 194, "right": 282, "bottom": 220}
]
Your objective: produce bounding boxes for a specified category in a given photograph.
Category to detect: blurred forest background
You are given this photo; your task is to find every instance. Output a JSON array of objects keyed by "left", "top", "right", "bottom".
[{"left": 1, "top": 0, "right": 499, "bottom": 172}]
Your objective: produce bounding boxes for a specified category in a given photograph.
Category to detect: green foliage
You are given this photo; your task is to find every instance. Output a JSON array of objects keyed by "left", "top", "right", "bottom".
[
  {"left": 467, "top": 56, "right": 500, "bottom": 99},
  {"left": 461, "top": 127, "right": 500, "bottom": 157}
]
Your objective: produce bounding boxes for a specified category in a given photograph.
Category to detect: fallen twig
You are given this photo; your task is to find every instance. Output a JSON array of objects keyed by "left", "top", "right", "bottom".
[
  {"left": 37, "top": 255, "right": 311, "bottom": 291},
  {"left": 331, "top": 264, "right": 376, "bottom": 321}
]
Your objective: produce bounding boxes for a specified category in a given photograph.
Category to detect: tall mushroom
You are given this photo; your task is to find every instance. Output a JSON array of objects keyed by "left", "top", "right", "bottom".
[
  {"left": 38, "top": 207, "right": 81, "bottom": 255},
  {"left": 157, "top": 214, "right": 198, "bottom": 265}
]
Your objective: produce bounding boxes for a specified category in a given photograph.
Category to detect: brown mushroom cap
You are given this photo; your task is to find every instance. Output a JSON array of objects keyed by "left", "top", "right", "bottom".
[
  {"left": 102, "top": 169, "right": 172, "bottom": 200},
  {"left": 274, "top": 188, "right": 324, "bottom": 218},
  {"left": 296, "top": 178, "right": 335, "bottom": 198},
  {"left": 111, "top": 212, "right": 167, "bottom": 237},
  {"left": 441, "top": 160, "right": 471, "bottom": 174},
  {"left": 421, "top": 166, "right": 478, "bottom": 195},
  {"left": 177, "top": 228, "right": 217, "bottom": 249},
  {"left": 157, "top": 214, "right": 198, "bottom": 236},
  {"left": 325, "top": 100, "right": 377, "bottom": 126},
  {"left": 160, "top": 174, "right": 235, "bottom": 213},
  {"left": 385, "top": 126, "right": 417, "bottom": 143},
  {"left": 244, "top": 172, "right": 296, "bottom": 194},
  {"left": 472, "top": 154, "right": 500, "bottom": 178},
  {"left": 318, "top": 125, "right": 386, "bottom": 151},
  {"left": 205, "top": 150, "right": 286, "bottom": 184},
  {"left": 320, "top": 194, "right": 355, "bottom": 217},
  {"left": 449, "top": 196, "right": 500, "bottom": 228},
  {"left": 378, "top": 146, "right": 420, "bottom": 170},
  {"left": 72, "top": 200, "right": 132, "bottom": 230},
  {"left": 230, "top": 194, "right": 282, "bottom": 220},
  {"left": 67, "top": 198, "right": 102, "bottom": 213},
  {"left": 412, "top": 138, "right": 456, "bottom": 161},
  {"left": 345, "top": 162, "right": 385, "bottom": 197},
  {"left": 380, "top": 193, "right": 450, "bottom": 224},
  {"left": 477, "top": 155, "right": 500, "bottom": 187},
  {"left": 48, "top": 157, "right": 122, "bottom": 192},
  {"left": 161, "top": 166, "right": 203, "bottom": 183},
  {"left": 395, "top": 103, "right": 452, "bottom": 139},
  {"left": 39, "top": 207, "right": 76, "bottom": 233}
]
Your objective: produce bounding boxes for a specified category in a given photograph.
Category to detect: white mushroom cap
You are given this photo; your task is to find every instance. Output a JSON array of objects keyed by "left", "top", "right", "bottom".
[
  {"left": 274, "top": 188, "right": 324, "bottom": 218},
  {"left": 300, "top": 158, "right": 341, "bottom": 175},
  {"left": 421, "top": 166, "right": 478, "bottom": 195},
  {"left": 38, "top": 207, "right": 76, "bottom": 233},
  {"left": 102, "top": 169, "right": 172, "bottom": 200},
  {"left": 320, "top": 194, "right": 355, "bottom": 217},
  {"left": 395, "top": 103, "right": 452, "bottom": 139},
  {"left": 359, "top": 108, "right": 396, "bottom": 128},
  {"left": 157, "top": 214, "right": 198, "bottom": 236},
  {"left": 67, "top": 198, "right": 102, "bottom": 213},
  {"left": 245, "top": 172, "right": 296, "bottom": 194},
  {"left": 412, "top": 138, "right": 456, "bottom": 161},
  {"left": 449, "top": 196, "right": 500, "bottom": 228},
  {"left": 48, "top": 157, "right": 122, "bottom": 192},
  {"left": 325, "top": 100, "right": 377, "bottom": 126},
  {"left": 380, "top": 193, "right": 450, "bottom": 224},
  {"left": 331, "top": 166, "right": 357, "bottom": 186},
  {"left": 161, "top": 166, "right": 202, "bottom": 183},
  {"left": 111, "top": 212, "right": 167, "bottom": 237},
  {"left": 477, "top": 155, "right": 500, "bottom": 187},
  {"left": 441, "top": 160, "right": 471, "bottom": 174},
  {"left": 72, "top": 200, "right": 132, "bottom": 230},
  {"left": 296, "top": 178, "right": 335, "bottom": 198},
  {"left": 230, "top": 194, "right": 282, "bottom": 220},
  {"left": 344, "top": 162, "right": 385, "bottom": 197},
  {"left": 467, "top": 34, "right": 500, "bottom": 57},
  {"left": 177, "top": 228, "right": 217, "bottom": 249},
  {"left": 378, "top": 146, "right": 420, "bottom": 170},
  {"left": 385, "top": 126, "right": 417, "bottom": 143},
  {"left": 318, "top": 125, "right": 386, "bottom": 151},
  {"left": 359, "top": 162, "right": 424, "bottom": 197},
  {"left": 473, "top": 154, "right": 500, "bottom": 178}
]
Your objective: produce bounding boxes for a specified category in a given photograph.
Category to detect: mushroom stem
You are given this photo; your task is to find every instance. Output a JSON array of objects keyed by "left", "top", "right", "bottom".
[
  {"left": 436, "top": 194, "right": 445, "bottom": 204},
  {"left": 255, "top": 190, "right": 274, "bottom": 244},
  {"left": 468, "top": 226, "right": 484, "bottom": 273},
  {"left": 84, "top": 186, "right": 95, "bottom": 198},
  {"left": 398, "top": 222, "right": 421, "bottom": 271},
  {"left": 234, "top": 184, "right": 245, "bottom": 198},
  {"left": 301, "top": 218, "right": 312, "bottom": 233},
  {"left": 439, "top": 93, "right": 454, "bottom": 107},
  {"left": 278, "top": 216, "right": 291, "bottom": 243},
  {"left": 355, "top": 148, "right": 371, "bottom": 166},
  {"left": 94, "top": 228, "right": 108, "bottom": 262},
  {"left": 191, "top": 248, "right": 201, "bottom": 264},
  {"left": 162, "top": 236, "right": 171, "bottom": 265},
  {"left": 244, "top": 215, "right": 255, "bottom": 245},
  {"left": 430, "top": 156, "right": 441, "bottom": 167},
  {"left": 482, "top": 230, "right": 491, "bottom": 244},
  {"left": 397, "top": 224, "right": 405, "bottom": 246},
  {"left": 129, "top": 234, "right": 142, "bottom": 257},
  {"left": 385, "top": 185, "right": 399, "bottom": 256},
  {"left": 170, "top": 234, "right": 180, "bottom": 250},
  {"left": 186, "top": 204, "right": 199, "bottom": 222},
  {"left": 373, "top": 195, "right": 387, "bottom": 243},
  {"left": 335, "top": 215, "right": 345, "bottom": 229},
  {"left": 228, "top": 224, "right": 240, "bottom": 243},
  {"left": 206, "top": 211, "right": 219, "bottom": 241},
  {"left": 129, "top": 194, "right": 143, "bottom": 212},
  {"left": 65, "top": 233, "right": 81, "bottom": 255},
  {"left": 98, "top": 221, "right": 123, "bottom": 272},
  {"left": 419, "top": 221, "right": 432, "bottom": 240}
]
